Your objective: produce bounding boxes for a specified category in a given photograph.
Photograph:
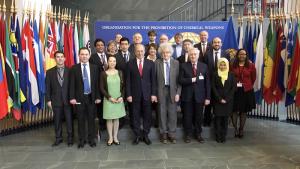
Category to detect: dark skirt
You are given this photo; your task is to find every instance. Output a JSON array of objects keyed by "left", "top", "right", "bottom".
[{"left": 233, "top": 87, "right": 256, "bottom": 113}]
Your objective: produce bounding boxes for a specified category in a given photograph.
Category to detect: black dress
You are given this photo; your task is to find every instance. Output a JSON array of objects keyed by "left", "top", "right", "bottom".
[{"left": 233, "top": 87, "right": 256, "bottom": 113}]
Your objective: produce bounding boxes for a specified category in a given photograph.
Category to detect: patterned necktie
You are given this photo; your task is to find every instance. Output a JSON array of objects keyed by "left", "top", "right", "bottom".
[
  {"left": 165, "top": 61, "right": 170, "bottom": 85},
  {"left": 83, "top": 64, "right": 91, "bottom": 94},
  {"left": 192, "top": 63, "right": 197, "bottom": 77},
  {"left": 57, "top": 68, "right": 64, "bottom": 86},
  {"left": 101, "top": 54, "right": 107, "bottom": 70},
  {"left": 138, "top": 59, "right": 143, "bottom": 77}
]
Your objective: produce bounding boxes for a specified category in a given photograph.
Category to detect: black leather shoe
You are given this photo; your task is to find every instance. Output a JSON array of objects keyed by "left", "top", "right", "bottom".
[
  {"left": 132, "top": 137, "right": 140, "bottom": 145},
  {"left": 89, "top": 141, "right": 96, "bottom": 147},
  {"left": 143, "top": 136, "right": 152, "bottom": 145},
  {"left": 196, "top": 135, "right": 204, "bottom": 143},
  {"left": 113, "top": 141, "right": 120, "bottom": 145},
  {"left": 77, "top": 143, "right": 84, "bottom": 149},
  {"left": 52, "top": 140, "right": 62, "bottom": 147},
  {"left": 184, "top": 136, "right": 191, "bottom": 143}
]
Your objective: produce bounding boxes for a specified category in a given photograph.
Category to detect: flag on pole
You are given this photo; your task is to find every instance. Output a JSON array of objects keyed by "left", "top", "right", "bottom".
[
  {"left": 247, "top": 24, "right": 254, "bottom": 62},
  {"left": 74, "top": 21, "right": 79, "bottom": 63},
  {"left": 22, "top": 21, "right": 39, "bottom": 113},
  {"left": 254, "top": 23, "right": 264, "bottom": 104},
  {"left": 33, "top": 19, "right": 45, "bottom": 109},
  {"left": 270, "top": 23, "right": 284, "bottom": 103},
  {"left": 0, "top": 44, "right": 8, "bottom": 120},
  {"left": 83, "top": 20, "right": 90, "bottom": 50},
  {"left": 263, "top": 21, "right": 275, "bottom": 104},
  {"left": 285, "top": 20, "right": 296, "bottom": 106},
  {"left": 222, "top": 16, "right": 238, "bottom": 51},
  {"left": 64, "top": 22, "right": 74, "bottom": 67},
  {"left": 237, "top": 21, "right": 244, "bottom": 49},
  {"left": 45, "top": 20, "right": 57, "bottom": 70}
]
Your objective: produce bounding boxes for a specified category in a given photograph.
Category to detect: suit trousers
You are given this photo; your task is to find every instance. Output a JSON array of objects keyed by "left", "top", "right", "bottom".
[
  {"left": 204, "top": 104, "right": 213, "bottom": 125},
  {"left": 130, "top": 97, "right": 152, "bottom": 137},
  {"left": 158, "top": 86, "right": 177, "bottom": 137},
  {"left": 53, "top": 105, "right": 73, "bottom": 142},
  {"left": 182, "top": 101, "right": 204, "bottom": 136},
  {"left": 76, "top": 94, "right": 96, "bottom": 143},
  {"left": 214, "top": 116, "right": 228, "bottom": 140}
]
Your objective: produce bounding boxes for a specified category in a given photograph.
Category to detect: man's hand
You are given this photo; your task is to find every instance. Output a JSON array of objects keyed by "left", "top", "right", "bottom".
[
  {"left": 204, "top": 99, "right": 210, "bottom": 106},
  {"left": 220, "top": 99, "right": 226, "bottom": 104},
  {"left": 192, "top": 77, "right": 197, "bottom": 83},
  {"left": 47, "top": 101, "right": 52, "bottom": 109},
  {"left": 70, "top": 99, "right": 77, "bottom": 105},
  {"left": 95, "top": 99, "right": 101, "bottom": 104},
  {"left": 175, "top": 94, "right": 180, "bottom": 102},
  {"left": 151, "top": 96, "right": 157, "bottom": 103},
  {"left": 127, "top": 96, "right": 133, "bottom": 103},
  {"left": 117, "top": 97, "right": 123, "bottom": 103}
]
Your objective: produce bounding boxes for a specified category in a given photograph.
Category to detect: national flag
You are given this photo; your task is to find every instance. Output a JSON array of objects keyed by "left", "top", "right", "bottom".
[
  {"left": 64, "top": 22, "right": 75, "bottom": 67},
  {"left": 270, "top": 23, "right": 284, "bottom": 103},
  {"left": 45, "top": 20, "right": 57, "bottom": 70},
  {"left": 243, "top": 22, "right": 249, "bottom": 49},
  {"left": 247, "top": 24, "right": 254, "bottom": 62},
  {"left": 254, "top": 23, "right": 264, "bottom": 104},
  {"left": 22, "top": 21, "right": 39, "bottom": 113},
  {"left": 79, "top": 23, "right": 83, "bottom": 48},
  {"left": 294, "top": 24, "right": 300, "bottom": 106},
  {"left": 288, "top": 22, "right": 300, "bottom": 106},
  {"left": 222, "top": 16, "right": 238, "bottom": 51},
  {"left": 252, "top": 22, "right": 258, "bottom": 62},
  {"left": 73, "top": 21, "right": 79, "bottom": 63},
  {"left": 263, "top": 21, "right": 275, "bottom": 104},
  {"left": 9, "top": 15, "right": 23, "bottom": 120},
  {"left": 33, "top": 19, "right": 45, "bottom": 109},
  {"left": 285, "top": 20, "right": 296, "bottom": 106},
  {"left": 237, "top": 22, "right": 244, "bottom": 49},
  {"left": 83, "top": 21, "right": 90, "bottom": 50},
  {"left": 0, "top": 44, "right": 9, "bottom": 120}
]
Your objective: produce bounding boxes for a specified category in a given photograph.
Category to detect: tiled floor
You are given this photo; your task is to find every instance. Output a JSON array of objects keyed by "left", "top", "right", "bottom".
[{"left": 0, "top": 118, "right": 300, "bottom": 169}]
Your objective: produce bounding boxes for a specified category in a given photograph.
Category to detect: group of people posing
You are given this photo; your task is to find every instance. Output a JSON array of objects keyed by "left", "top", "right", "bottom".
[{"left": 45, "top": 30, "right": 256, "bottom": 149}]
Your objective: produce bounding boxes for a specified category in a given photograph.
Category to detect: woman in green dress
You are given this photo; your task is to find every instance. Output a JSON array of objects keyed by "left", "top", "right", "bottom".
[{"left": 100, "top": 55, "right": 126, "bottom": 146}]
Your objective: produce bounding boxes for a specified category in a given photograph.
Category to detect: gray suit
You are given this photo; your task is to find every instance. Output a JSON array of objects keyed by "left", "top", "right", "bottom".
[{"left": 155, "top": 58, "right": 181, "bottom": 137}]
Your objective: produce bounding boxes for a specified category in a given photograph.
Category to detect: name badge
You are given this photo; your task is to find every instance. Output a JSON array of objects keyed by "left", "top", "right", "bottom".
[
  {"left": 237, "top": 82, "right": 243, "bottom": 87},
  {"left": 198, "top": 75, "right": 204, "bottom": 80}
]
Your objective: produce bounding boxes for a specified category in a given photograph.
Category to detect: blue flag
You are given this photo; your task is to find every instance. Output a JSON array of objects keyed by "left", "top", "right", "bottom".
[{"left": 222, "top": 16, "right": 238, "bottom": 51}]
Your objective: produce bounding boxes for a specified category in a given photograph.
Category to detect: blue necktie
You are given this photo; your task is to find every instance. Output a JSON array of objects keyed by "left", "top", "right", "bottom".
[
  {"left": 83, "top": 64, "right": 91, "bottom": 94},
  {"left": 165, "top": 62, "right": 170, "bottom": 85}
]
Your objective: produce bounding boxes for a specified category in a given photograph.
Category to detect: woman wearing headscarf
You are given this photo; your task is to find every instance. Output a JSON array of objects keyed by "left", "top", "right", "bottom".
[{"left": 211, "top": 58, "right": 236, "bottom": 143}]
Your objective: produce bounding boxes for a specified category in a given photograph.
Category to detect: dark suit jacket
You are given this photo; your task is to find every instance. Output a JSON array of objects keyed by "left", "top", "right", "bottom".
[
  {"left": 211, "top": 72, "right": 236, "bottom": 116},
  {"left": 172, "top": 44, "right": 184, "bottom": 59},
  {"left": 126, "top": 58, "right": 156, "bottom": 102},
  {"left": 69, "top": 63, "right": 101, "bottom": 103},
  {"left": 45, "top": 66, "right": 70, "bottom": 107},
  {"left": 204, "top": 49, "right": 230, "bottom": 76},
  {"left": 115, "top": 51, "right": 134, "bottom": 76},
  {"left": 194, "top": 42, "right": 212, "bottom": 59},
  {"left": 179, "top": 61, "right": 211, "bottom": 103},
  {"left": 89, "top": 53, "right": 108, "bottom": 72}
]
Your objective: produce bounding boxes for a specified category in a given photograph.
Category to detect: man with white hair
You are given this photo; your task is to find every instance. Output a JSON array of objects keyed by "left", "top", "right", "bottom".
[
  {"left": 155, "top": 43, "right": 181, "bottom": 144},
  {"left": 128, "top": 32, "right": 143, "bottom": 54},
  {"left": 194, "top": 30, "right": 211, "bottom": 61},
  {"left": 179, "top": 47, "right": 210, "bottom": 143}
]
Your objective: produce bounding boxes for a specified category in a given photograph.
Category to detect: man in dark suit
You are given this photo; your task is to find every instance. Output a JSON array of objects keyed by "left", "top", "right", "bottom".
[
  {"left": 128, "top": 32, "right": 143, "bottom": 55},
  {"left": 89, "top": 38, "right": 107, "bottom": 131},
  {"left": 70, "top": 47, "right": 101, "bottom": 149},
  {"left": 116, "top": 37, "right": 134, "bottom": 76},
  {"left": 126, "top": 44, "right": 157, "bottom": 145},
  {"left": 203, "top": 37, "right": 230, "bottom": 127},
  {"left": 46, "top": 51, "right": 73, "bottom": 147},
  {"left": 179, "top": 47, "right": 211, "bottom": 143},
  {"left": 194, "top": 30, "right": 212, "bottom": 61},
  {"left": 172, "top": 33, "right": 184, "bottom": 59},
  {"left": 177, "top": 39, "right": 194, "bottom": 64}
]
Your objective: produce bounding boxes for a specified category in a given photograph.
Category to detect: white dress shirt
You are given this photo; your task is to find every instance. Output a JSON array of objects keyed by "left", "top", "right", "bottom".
[
  {"left": 213, "top": 49, "right": 221, "bottom": 63},
  {"left": 176, "top": 44, "right": 182, "bottom": 58}
]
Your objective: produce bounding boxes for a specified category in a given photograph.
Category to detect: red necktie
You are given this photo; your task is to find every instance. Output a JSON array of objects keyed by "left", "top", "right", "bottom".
[
  {"left": 192, "top": 64, "right": 197, "bottom": 77},
  {"left": 138, "top": 60, "right": 143, "bottom": 76}
]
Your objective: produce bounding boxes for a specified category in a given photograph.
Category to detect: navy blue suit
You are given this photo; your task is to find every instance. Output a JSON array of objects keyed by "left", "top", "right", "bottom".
[
  {"left": 126, "top": 58, "right": 156, "bottom": 137},
  {"left": 179, "top": 61, "right": 210, "bottom": 136}
]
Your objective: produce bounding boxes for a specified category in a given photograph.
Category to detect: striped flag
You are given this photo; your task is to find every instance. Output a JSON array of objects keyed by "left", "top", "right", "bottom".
[
  {"left": 254, "top": 23, "right": 264, "bottom": 104},
  {"left": 33, "top": 19, "right": 45, "bottom": 109},
  {"left": 83, "top": 21, "right": 90, "bottom": 50},
  {"left": 45, "top": 20, "right": 57, "bottom": 70},
  {"left": 74, "top": 22, "right": 79, "bottom": 63},
  {"left": 22, "top": 21, "right": 39, "bottom": 113}
]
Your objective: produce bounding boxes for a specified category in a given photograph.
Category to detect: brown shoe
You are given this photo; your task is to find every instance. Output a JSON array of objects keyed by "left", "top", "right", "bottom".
[
  {"left": 160, "top": 134, "right": 168, "bottom": 144},
  {"left": 184, "top": 136, "right": 191, "bottom": 143},
  {"left": 196, "top": 135, "right": 204, "bottom": 143}
]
